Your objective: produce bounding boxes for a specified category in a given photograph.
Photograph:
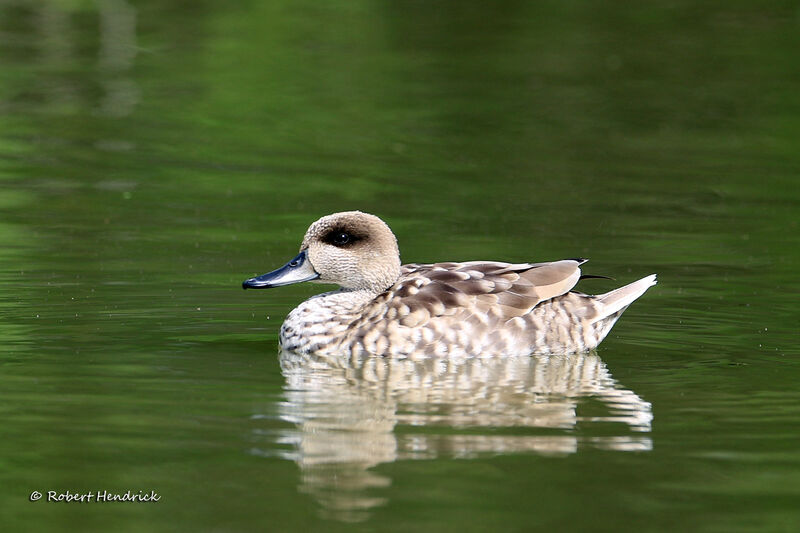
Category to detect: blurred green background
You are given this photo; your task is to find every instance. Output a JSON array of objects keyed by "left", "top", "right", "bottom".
[{"left": 1, "top": 1, "right": 798, "bottom": 531}]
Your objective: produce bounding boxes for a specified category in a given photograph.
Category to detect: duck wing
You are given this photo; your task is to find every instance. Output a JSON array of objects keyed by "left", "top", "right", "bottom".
[{"left": 393, "top": 259, "right": 585, "bottom": 325}]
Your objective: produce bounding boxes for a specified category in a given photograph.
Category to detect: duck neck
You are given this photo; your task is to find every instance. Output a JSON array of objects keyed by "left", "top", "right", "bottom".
[{"left": 320, "top": 287, "right": 380, "bottom": 313}]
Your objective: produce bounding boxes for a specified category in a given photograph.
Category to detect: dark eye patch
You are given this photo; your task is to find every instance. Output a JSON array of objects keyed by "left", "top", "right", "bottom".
[{"left": 322, "top": 228, "right": 364, "bottom": 247}]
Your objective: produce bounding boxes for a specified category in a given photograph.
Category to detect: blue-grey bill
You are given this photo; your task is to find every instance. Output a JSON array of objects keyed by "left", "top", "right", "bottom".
[{"left": 242, "top": 250, "right": 320, "bottom": 289}]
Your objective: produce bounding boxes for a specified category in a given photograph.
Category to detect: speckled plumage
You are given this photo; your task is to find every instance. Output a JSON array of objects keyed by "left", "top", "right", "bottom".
[{"left": 243, "top": 211, "right": 656, "bottom": 358}]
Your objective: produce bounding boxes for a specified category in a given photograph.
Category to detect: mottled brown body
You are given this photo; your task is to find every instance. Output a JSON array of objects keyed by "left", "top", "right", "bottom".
[{"left": 280, "top": 261, "right": 644, "bottom": 358}]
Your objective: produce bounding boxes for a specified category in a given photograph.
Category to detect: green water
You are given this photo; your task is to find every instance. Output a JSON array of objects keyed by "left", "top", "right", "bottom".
[{"left": 1, "top": 1, "right": 799, "bottom": 531}]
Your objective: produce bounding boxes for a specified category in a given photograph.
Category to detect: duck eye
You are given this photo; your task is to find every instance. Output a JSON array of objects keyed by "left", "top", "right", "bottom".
[{"left": 333, "top": 232, "right": 351, "bottom": 245}]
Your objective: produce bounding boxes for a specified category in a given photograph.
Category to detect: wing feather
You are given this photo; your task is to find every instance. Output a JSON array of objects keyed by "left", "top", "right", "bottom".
[{"left": 391, "top": 259, "right": 583, "bottom": 325}]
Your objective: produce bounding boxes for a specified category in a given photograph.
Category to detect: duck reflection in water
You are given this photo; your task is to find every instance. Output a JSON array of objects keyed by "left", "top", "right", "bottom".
[{"left": 250, "top": 350, "right": 652, "bottom": 522}]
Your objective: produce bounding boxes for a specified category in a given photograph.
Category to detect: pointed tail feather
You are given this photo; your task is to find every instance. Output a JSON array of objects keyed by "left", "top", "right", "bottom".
[{"left": 591, "top": 274, "right": 657, "bottom": 323}]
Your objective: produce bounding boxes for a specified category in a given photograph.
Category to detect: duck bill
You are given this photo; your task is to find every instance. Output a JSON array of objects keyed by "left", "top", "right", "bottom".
[{"left": 242, "top": 250, "right": 320, "bottom": 289}]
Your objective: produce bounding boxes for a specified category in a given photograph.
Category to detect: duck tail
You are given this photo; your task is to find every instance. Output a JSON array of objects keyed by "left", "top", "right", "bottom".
[{"left": 590, "top": 274, "right": 657, "bottom": 324}]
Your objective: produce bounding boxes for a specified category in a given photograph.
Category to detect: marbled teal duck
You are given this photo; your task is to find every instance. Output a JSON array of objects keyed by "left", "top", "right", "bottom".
[{"left": 243, "top": 211, "right": 656, "bottom": 358}]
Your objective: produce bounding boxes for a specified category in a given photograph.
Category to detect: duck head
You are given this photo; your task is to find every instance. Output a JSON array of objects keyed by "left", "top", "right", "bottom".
[{"left": 242, "top": 211, "right": 402, "bottom": 292}]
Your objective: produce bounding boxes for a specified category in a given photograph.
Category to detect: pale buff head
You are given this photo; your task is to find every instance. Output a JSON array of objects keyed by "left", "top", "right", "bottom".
[{"left": 301, "top": 211, "right": 401, "bottom": 292}]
